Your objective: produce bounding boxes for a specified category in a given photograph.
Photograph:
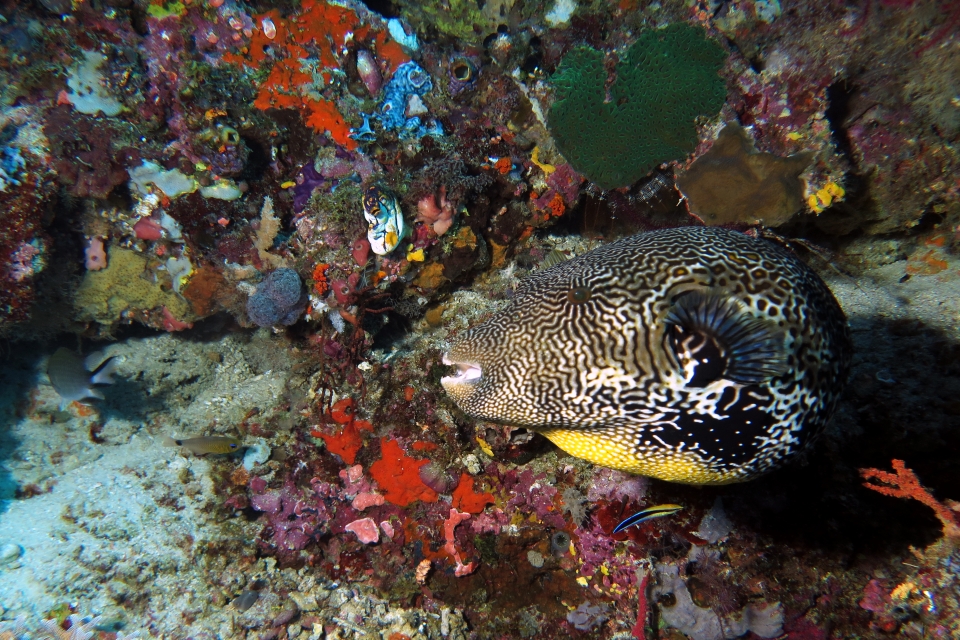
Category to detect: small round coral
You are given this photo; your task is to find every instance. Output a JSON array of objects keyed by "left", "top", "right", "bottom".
[
  {"left": 246, "top": 268, "right": 306, "bottom": 327},
  {"left": 550, "top": 531, "right": 572, "bottom": 555}
]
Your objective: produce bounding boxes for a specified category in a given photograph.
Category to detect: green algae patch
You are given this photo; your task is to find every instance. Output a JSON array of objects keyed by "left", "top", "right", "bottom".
[
  {"left": 548, "top": 24, "right": 728, "bottom": 190},
  {"left": 75, "top": 247, "right": 191, "bottom": 326},
  {"left": 146, "top": 1, "right": 186, "bottom": 19}
]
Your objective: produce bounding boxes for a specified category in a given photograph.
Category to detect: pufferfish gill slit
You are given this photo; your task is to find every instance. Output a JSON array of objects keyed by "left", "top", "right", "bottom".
[{"left": 441, "top": 226, "right": 852, "bottom": 486}]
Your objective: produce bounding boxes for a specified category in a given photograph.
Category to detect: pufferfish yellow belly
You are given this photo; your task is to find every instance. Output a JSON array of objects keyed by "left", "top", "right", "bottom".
[{"left": 441, "top": 226, "right": 852, "bottom": 485}]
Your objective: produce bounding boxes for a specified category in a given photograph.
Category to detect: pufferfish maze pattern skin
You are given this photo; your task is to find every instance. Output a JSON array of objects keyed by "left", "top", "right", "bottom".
[{"left": 441, "top": 227, "right": 852, "bottom": 485}]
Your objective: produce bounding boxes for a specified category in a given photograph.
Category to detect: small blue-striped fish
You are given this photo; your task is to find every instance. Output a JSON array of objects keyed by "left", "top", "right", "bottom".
[{"left": 613, "top": 504, "right": 683, "bottom": 534}]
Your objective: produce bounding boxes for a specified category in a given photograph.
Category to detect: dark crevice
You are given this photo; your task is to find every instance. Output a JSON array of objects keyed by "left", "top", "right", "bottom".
[
  {"left": 824, "top": 81, "right": 856, "bottom": 164},
  {"left": 357, "top": 0, "right": 399, "bottom": 18},
  {"left": 909, "top": 207, "right": 947, "bottom": 236},
  {"left": 237, "top": 135, "right": 271, "bottom": 183},
  {"left": 369, "top": 310, "right": 412, "bottom": 352}
]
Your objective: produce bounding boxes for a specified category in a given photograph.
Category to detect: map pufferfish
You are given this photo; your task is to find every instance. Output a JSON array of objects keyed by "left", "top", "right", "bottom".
[{"left": 441, "top": 227, "right": 852, "bottom": 485}]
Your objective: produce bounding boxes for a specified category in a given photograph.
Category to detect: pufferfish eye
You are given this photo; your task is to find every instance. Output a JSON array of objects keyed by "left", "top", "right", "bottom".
[{"left": 567, "top": 286, "right": 591, "bottom": 304}]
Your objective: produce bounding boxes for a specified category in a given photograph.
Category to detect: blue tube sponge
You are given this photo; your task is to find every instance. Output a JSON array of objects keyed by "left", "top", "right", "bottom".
[
  {"left": 0, "top": 132, "right": 25, "bottom": 193},
  {"left": 247, "top": 268, "right": 306, "bottom": 327}
]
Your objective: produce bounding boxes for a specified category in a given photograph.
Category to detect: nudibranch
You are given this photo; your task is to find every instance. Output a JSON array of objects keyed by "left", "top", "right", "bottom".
[{"left": 363, "top": 186, "right": 405, "bottom": 255}]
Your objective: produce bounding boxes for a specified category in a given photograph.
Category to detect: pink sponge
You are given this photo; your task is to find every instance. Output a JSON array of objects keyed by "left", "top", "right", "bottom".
[
  {"left": 416, "top": 186, "right": 456, "bottom": 236},
  {"left": 84, "top": 237, "right": 107, "bottom": 271},
  {"left": 345, "top": 517, "right": 380, "bottom": 544}
]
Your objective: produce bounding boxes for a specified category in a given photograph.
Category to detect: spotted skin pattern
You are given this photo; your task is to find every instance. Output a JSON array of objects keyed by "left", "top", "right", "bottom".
[{"left": 441, "top": 227, "right": 851, "bottom": 485}]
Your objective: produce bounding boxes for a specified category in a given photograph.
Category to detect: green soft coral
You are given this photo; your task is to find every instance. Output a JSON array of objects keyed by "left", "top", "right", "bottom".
[{"left": 548, "top": 24, "right": 728, "bottom": 190}]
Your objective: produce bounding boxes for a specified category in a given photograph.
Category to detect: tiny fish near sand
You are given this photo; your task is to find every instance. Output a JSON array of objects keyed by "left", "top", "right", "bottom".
[
  {"left": 163, "top": 436, "right": 243, "bottom": 455},
  {"left": 47, "top": 347, "right": 117, "bottom": 410}
]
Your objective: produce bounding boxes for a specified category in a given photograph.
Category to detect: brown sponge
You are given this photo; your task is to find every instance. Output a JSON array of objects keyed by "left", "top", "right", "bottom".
[{"left": 677, "top": 124, "right": 813, "bottom": 227}]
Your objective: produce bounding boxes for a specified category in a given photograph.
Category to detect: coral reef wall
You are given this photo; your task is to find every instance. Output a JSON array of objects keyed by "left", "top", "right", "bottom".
[{"left": 0, "top": 0, "right": 959, "bottom": 637}]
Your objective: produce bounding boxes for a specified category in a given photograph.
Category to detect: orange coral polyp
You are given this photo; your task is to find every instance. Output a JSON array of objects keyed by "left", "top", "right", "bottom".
[
  {"left": 547, "top": 192, "right": 565, "bottom": 217},
  {"left": 312, "top": 263, "right": 330, "bottom": 295},
  {"left": 313, "top": 277, "right": 329, "bottom": 296}
]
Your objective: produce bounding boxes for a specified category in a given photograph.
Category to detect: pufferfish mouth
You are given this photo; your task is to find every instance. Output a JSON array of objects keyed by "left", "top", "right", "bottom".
[{"left": 440, "top": 354, "right": 482, "bottom": 386}]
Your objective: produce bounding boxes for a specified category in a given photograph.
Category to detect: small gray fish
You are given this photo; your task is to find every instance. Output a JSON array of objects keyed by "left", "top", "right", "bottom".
[
  {"left": 47, "top": 348, "right": 116, "bottom": 410},
  {"left": 163, "top": 436, "right": 243, "bottom": 455},
  {"left": 230, "top": 590, "right": 260, "bottom": 612}
]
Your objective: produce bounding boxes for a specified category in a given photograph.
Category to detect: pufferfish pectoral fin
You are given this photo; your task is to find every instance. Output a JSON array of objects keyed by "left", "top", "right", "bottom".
[{"left": 666, "top": 290, "right": 788, "bottom": 386}]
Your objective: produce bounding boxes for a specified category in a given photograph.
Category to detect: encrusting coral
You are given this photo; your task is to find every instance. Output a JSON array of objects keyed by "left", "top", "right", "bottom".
[{"left": 74, "top": 247, "right": 193, "bottom": 327}]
